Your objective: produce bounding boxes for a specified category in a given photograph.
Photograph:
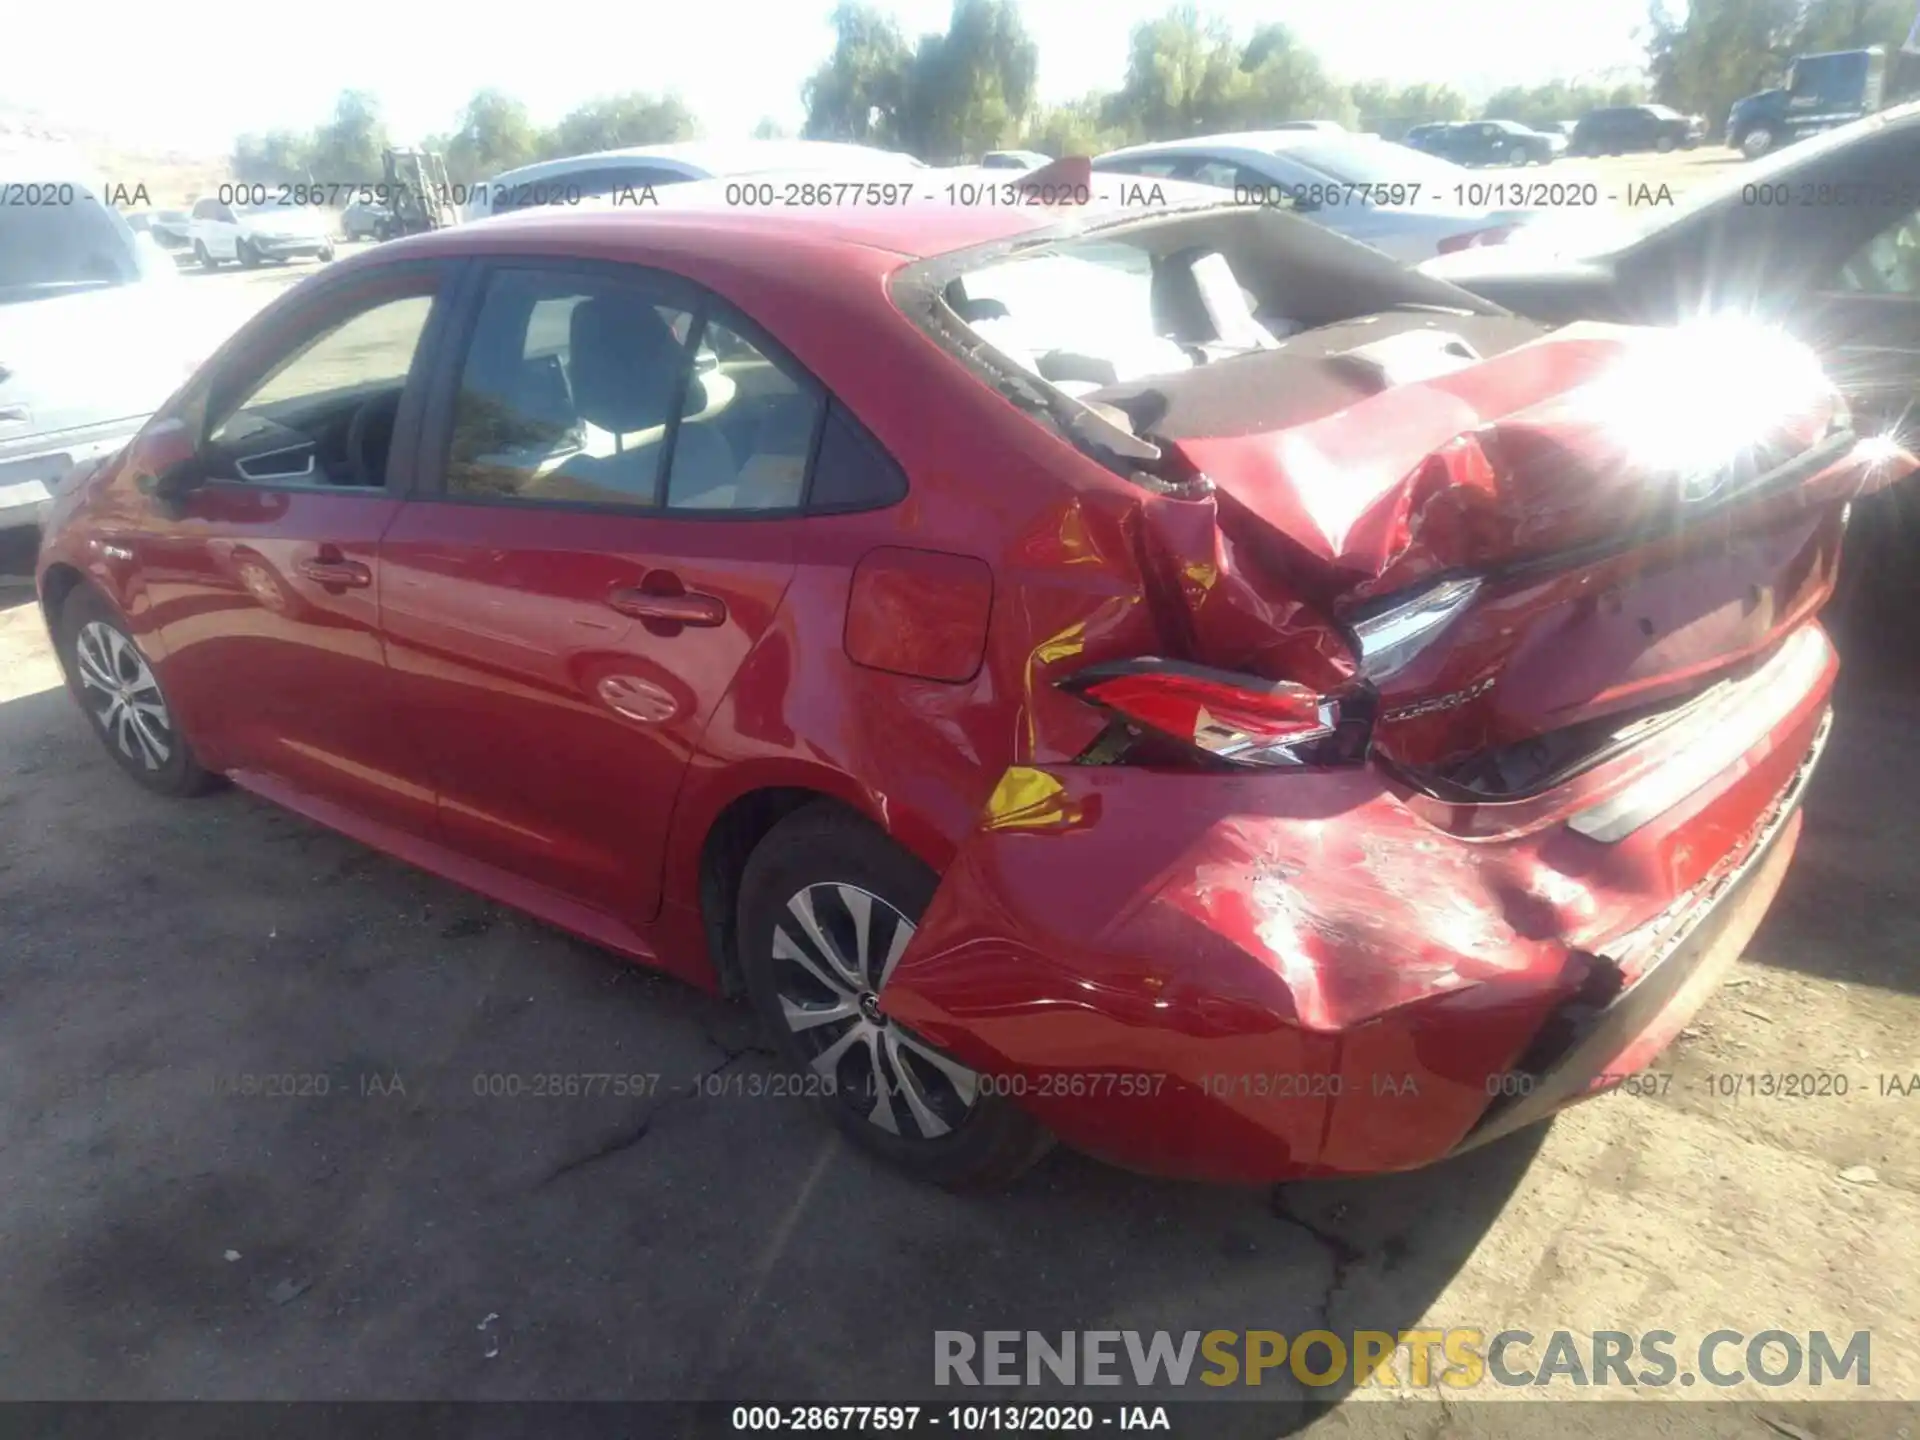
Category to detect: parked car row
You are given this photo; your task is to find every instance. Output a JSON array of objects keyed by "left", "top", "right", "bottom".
[
  {"left": 1569, "top": 103, "right": 1706, "bottom": 154},
  {"left": 1088, "top": 130, "right": 1535, "bottom": 261},
  {"left": 1405, "top": 105, "right": 1707, "bottom": 161}
]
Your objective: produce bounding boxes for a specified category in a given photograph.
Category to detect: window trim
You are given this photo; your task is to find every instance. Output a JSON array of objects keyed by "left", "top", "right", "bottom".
[
  {"left": 416, "top": 254, "right": 903, "bottom": 522},
  {"left": 191, "top": 259, "right": 461, "bottom": 498}
]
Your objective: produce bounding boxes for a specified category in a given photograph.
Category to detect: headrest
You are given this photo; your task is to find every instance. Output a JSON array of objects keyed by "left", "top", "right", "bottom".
[{"left": 568, "top": 294, "right": 700, "bottom": 433}]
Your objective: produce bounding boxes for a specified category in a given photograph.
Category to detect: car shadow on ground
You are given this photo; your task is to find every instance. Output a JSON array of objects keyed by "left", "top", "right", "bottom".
[{"left": 0, "top": 676, "right": 1546, "bottom": 1418}]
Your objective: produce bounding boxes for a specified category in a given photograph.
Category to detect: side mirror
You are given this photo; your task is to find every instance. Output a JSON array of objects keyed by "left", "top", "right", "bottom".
[{"left": 131, "top": 419, "right": 206, "bottom": 502}]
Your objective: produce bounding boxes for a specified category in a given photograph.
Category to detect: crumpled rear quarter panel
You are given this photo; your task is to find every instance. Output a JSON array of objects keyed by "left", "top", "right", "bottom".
[{"left": 878, "top": 632, "right": 1833, "bottom": 1183}]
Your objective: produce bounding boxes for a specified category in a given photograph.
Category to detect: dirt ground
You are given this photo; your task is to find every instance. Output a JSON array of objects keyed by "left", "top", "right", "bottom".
[{"left": 2, "top": 150, "right": 1915, "bottom": 1432}]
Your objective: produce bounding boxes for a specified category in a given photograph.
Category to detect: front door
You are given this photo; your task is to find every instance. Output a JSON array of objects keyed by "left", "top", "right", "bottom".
[
  {"left": 132, "top": 263, "right": 453, "bottom": 836},
  {"left": 380, "top": 261, "right": 828, "bottom": 921}
]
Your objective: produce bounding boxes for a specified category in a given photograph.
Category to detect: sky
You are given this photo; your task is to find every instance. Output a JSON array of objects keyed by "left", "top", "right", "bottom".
[{"left": 10, "top": 0, "right": 1654, "bottom": 155}]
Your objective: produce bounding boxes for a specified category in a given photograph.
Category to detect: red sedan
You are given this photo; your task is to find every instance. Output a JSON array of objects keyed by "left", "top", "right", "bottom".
[{"left": 34, "top": 172, "right": 1909, "bottom": 1187}]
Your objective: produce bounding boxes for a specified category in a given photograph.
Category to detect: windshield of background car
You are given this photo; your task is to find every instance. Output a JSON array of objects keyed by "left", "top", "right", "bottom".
[
  {"left": 948, "top": 237, "right": 1271, "bottom": 392},
  {"left": 1277, "top": 139, "right": 1466, "bottom": 194},
  {"left": 0, "top": 192, "right": 141, "bottom": 302}
]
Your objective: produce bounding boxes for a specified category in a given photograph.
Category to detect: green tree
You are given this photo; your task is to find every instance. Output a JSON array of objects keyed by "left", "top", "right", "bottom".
[
  {"left": 1104, "top": 7, "right": 1249, "bottom": 138},
  {"left": 1647, "top": 0, "right": 1802, "bottom": 128},
  {"left": 1022, "top": 94, "right": 1134, "bottom": 155},
  {"left": 1350, "top": 81, "right": 1470, "bottom": 137},
  {"left": 903, "top": 0, "right": 1039, "bottom": 158},
  {"left": 802, "top": 3, "right": 913, "bottom": 143},
  {"left": 546, "top": 93, "right": 698, "bottom": 159},
  {"left": 1481, "top": 80, "right": 1646, "bottom": 128},
  {"left": 752, "top": 117, "right": 791, "bottom": 140},
  {"left": 310, "top": 89, "right": 388, "bottom": 184},
  {"left": 1793, "top": 0, "right": 1917, "bottom": 52},
  {"left": 232, "top": 129, "right": 314, "bottom": 184},
  {"left": 445, "top": 89, "right": 543, "bottom": 182},
  {"left": 1236, "top": 22, "right": 1354, "bottom": 127}
]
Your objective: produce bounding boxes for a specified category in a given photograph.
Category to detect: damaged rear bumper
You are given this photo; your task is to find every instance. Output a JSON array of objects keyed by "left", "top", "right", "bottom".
[{"left": 879, "top": 624, "right": 1837, "bottom": 1185}]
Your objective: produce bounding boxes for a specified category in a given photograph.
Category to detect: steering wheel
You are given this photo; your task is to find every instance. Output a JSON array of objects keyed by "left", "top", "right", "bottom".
[{"left": 345, "top": 392, "right": 402, "bottom": 487}]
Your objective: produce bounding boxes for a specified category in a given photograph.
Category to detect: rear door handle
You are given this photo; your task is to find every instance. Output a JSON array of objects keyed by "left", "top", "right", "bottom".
[
  {"left": 605, "top": 584, "right": 726, "bottom": 627},
  {"left": 298, "top": 548, "right": 373, "bottom": 588}
]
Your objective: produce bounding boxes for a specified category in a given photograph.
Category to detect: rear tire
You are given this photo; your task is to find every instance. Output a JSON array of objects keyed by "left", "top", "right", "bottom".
[
  {"left": 1740, "top": 126, "right": 1777, "bottom": 159},
  {"left": 194, "top": 240, "right": 218, "bottom": 270},
  {"left": 57, "top": 588, "right": 217, "bottom": 798},
  {"left": 736, "top": 803, "right": 1054, "bottom": 1189}
]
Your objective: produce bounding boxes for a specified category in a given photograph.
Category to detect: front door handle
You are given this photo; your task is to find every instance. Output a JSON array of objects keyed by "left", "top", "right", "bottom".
[
  {"left": 605, "top": 584, "right": 726, "bottom": 628},
  {"left": 298, "top": 549, "right": 373, "bottom": 588}
]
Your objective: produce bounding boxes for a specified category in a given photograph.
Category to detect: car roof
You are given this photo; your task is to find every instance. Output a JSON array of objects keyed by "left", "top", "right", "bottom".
[
  {"left": 1098, "top": 129, "right": 1394, "bottom": 159},
  {"left": 485, "top": 140, "right": 925, "bottom": 189}
]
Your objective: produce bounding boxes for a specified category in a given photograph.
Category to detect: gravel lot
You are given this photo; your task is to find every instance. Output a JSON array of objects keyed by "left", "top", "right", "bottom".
[{"left": 2, "top": 157, "right": 1915, "bottom": 1430}]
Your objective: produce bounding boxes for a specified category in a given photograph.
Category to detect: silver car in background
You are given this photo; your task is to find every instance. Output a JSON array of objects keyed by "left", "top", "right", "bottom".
[
  {"left": 0, "top": 166, "right": 219, "bottom": 530},
  {"left": 465, "top": 139, "right": 927, "bottom": 222},
  {"left": 1092, "top": 130, "right": 1537, "bottom": 262}
]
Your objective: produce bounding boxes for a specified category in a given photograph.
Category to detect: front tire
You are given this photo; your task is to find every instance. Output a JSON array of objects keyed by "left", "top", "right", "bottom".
[
  {"left": 194, "top": 240, "right": 218, "bottom": 270},
  {"left": 736, "top": 803, "right": 1053, "bottom": 1189},
  {"left": 238, "top": 238, "right": 261, "bottom": 268},
  {"left": 57, "top": 588, "right": 216, "bottom": 798},
  {"left": 1655, "top": 134, "right": 1676, "bottom": 153}
]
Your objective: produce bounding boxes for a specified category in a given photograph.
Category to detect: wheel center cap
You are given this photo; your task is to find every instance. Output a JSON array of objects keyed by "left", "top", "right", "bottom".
[{"left": 858, "top": 993, "right": 886, "bottom": 1025}]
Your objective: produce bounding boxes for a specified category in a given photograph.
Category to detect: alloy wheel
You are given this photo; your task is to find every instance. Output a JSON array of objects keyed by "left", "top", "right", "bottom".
[
  {"left": 74, "top": 621, "right": 173, "bottom": 771},
  {"left": 770, "top": 882, "right": 980, "bottom": 1140}
]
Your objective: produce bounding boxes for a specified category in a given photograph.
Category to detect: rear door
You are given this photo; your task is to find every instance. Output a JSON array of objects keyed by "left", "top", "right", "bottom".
[{"left": 380, "top": 259, "right": 827, "bottom": 921}]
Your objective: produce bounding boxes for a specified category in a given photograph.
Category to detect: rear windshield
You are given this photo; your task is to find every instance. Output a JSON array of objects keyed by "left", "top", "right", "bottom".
[
  {"left": 0, "top": 193, "right": 141, "bottom": 302},
  {"left": 916, "top": 207, "right": 1502, "bottom": 402}
]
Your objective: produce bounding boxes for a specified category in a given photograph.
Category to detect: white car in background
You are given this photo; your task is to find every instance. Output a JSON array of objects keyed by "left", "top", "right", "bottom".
[
  {"left": 465, "top": 139, "right": 927, "bottom": 221},
  {"left": 189, "top": 195, "right": 336, "bottom": 269},
  {"left": 0, "top": 168, "right": 219, "bottom": 530},
  {"left": 1093, "top": 130, "right": 1536, "bottom": 262}
]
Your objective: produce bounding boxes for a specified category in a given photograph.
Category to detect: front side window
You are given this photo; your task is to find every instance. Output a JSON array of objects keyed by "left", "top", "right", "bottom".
[{"left": 205, "top": 289, "right": 436, "bottom": 488}]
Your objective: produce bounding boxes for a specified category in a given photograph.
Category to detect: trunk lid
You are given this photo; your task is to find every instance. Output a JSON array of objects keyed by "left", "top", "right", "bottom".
[{"left": 1130, "top": 316, "right": 1908, "bottom": 776}]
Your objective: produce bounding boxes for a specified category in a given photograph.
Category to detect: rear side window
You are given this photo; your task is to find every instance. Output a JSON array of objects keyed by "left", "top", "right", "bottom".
[
  {"left": 665, "top": 316, "right": 825, "bottom": 511},
  {"left": 440, "top": 265, "right": 903, "bottom": 516},
  {"left": 445, "top": 268, "right": 696, "bottom": 508},
  {"left": 808, "top": 402, "right": 908, "bottom": 511}
]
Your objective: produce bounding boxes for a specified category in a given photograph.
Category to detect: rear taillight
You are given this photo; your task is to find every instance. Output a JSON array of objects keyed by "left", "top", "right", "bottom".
[
  {"left": 1437, "top": 224, "right": 1519, "bottom": 254},
  {"left": 1059, "top": 658, "right": 1372, "bottom": 768}
]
